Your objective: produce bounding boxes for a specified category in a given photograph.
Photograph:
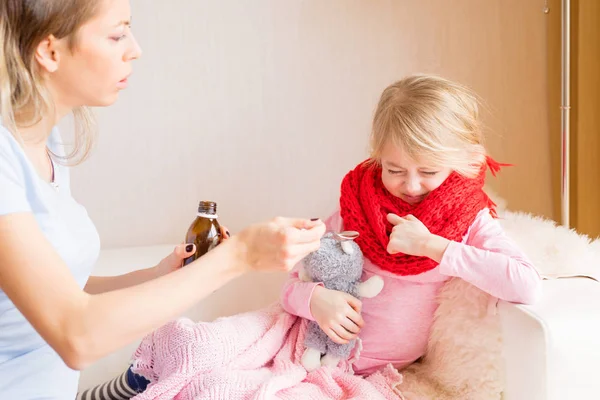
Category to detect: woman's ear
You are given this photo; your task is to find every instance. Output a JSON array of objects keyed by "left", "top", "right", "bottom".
[{"left": 34, "top": 35, "right": 61, "bottom": 73}]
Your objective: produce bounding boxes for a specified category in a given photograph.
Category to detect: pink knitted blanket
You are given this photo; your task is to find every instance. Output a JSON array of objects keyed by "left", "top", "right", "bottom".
[{"left": 130, "top": 304, "right": 404, "bottom": 399}]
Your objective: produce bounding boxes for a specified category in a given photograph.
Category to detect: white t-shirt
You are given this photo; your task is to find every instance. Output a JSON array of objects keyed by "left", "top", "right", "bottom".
[{"left": 0, "top": 125, "right": 100, "bottom": 399}]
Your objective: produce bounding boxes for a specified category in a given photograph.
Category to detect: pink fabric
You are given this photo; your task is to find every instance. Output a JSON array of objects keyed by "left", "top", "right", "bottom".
[
  {"left": 130, "top": 305, "right": 404, "bottom": 400},
  {"left": 281, "top": 208, "right": 542, "bottom": 376}
]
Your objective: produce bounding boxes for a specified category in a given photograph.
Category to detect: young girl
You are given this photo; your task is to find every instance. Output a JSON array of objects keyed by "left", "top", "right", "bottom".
[
  {"left": 78, "top": 74, "right": 542, "bottom": 399},
  {"left": 281, "top": 73, "right": 542, "bottom": 376}
]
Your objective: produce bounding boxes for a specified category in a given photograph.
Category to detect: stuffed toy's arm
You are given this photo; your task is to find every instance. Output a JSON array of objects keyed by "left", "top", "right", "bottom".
[{"left": 357, "top": 275, "right": 384, "bottom": 298}]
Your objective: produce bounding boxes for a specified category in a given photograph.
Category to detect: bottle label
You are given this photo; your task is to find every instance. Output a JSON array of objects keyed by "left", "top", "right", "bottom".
[{"left": 197, "top": 212, "right": 218, "bottom": 219}]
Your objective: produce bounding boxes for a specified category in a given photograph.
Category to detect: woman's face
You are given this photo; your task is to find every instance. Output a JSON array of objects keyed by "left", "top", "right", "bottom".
[{"left": 38, "top": 0, "right": 142, "bottom": 110}]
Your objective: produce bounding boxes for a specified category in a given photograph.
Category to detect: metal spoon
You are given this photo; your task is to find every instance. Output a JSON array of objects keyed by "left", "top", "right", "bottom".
[
  {"left": 333, "top": 231, "right": 359, "bottom": 254},
  {"left": 333, "top": 231, "right": 359, "bottom": 241}
]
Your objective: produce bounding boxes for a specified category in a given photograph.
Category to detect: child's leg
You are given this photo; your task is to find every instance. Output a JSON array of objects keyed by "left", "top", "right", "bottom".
[
  {"left": 126, "top": 367, "right": 150, "bottom": 393},
  {"left": 76, "top": 366, "right": 150, "bottom": 400}
]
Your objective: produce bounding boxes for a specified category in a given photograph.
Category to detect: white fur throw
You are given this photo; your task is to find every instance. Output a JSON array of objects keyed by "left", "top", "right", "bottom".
[{"left": 393, "top": 207, "right": 600, "bottom": 399}]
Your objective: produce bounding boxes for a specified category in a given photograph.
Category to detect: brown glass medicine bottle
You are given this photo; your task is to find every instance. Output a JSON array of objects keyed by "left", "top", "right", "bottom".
[{"left": 183, "top": 201, "right": 223, "bottom": 266}]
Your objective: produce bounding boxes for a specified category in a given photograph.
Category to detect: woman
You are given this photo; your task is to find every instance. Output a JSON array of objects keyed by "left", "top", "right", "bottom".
[{"left": 0, "top": 1, "right": 325, "bottom": 399}]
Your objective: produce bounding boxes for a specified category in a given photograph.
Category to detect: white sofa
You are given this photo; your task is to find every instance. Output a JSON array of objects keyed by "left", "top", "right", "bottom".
[
  {"left": 500, "top": 277, "right": 600, "bottom": 400},
  {"left": 79, "top": 245, "right": 600, "bottom": 400}
]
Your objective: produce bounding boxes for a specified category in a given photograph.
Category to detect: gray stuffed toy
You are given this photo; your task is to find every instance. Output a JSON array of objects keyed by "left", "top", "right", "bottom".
[{"left": 298, "top": 231, "right": 384, "bottom": 371}]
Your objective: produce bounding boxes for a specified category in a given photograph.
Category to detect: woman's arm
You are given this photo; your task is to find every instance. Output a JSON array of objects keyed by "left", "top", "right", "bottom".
[
  {"left": 0, "top": 213, "right": 324, "bottom": 371},
  {"left": 84, "top": 268, "right": 159, "bottom": 294},
  {"left": 85, "top": 229, "right": 230, "bottom": 294}
]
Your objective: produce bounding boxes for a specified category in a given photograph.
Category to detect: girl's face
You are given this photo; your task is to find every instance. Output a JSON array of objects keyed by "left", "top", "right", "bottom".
[{"left": 379, "top": 141, "right": 452, "bottom": 205}]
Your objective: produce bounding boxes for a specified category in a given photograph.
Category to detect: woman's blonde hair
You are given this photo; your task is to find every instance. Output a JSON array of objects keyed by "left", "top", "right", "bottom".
[
  {"left": 0, "top": 0, "right": 100, "bottom": 165},
  {"left": 370, "top": 74, "right": 487, "bottom": 178}
]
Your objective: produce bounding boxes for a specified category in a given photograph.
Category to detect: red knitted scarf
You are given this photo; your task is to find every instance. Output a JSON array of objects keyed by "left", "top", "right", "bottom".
[{"left": 339, "top": 156, "right": 506, "bottom": 276}]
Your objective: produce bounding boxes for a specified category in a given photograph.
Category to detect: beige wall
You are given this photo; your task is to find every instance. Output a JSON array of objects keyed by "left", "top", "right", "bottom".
[{"left": 65, "top": 1, "right": 552, "bottom": 248}]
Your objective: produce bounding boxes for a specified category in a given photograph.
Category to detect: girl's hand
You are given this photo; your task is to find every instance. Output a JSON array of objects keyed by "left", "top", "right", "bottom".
[
  {"left": 309, "top": 286, "right": 364, "bottom": 344},
  {"left": 386, "top": 214, "right": 433, "bottom": 257},
  {"left": 386, "top": 214, "right": 450, "bottom": 261}
]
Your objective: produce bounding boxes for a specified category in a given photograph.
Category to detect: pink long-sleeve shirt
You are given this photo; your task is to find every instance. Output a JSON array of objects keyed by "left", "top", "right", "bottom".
[{"left": 280, "top": 208, "right": 542, "bottom": 376}]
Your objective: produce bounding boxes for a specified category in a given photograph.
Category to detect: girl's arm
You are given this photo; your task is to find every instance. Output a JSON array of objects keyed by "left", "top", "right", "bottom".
[{"left": 423, "top": 210, "right": 542, "bottom": 304}]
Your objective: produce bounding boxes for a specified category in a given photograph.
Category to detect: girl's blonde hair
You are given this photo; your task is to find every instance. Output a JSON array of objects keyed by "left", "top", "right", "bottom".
[
  {"left": 370, "top": 74, "right": 487, "bottom": 178},
  {"left": 0, "top": 0, "right": 100, "bottom": 165}
]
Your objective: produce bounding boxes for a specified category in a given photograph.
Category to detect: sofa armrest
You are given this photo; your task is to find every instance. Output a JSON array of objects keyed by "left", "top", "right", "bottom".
[{"left": 499, "top": 278, "right": 600, "bottom": 400}]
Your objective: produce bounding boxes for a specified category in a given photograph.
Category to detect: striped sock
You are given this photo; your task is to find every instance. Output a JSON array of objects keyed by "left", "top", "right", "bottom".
[{"left": 76, "top": 370, "right": 138, "bottom": 400}]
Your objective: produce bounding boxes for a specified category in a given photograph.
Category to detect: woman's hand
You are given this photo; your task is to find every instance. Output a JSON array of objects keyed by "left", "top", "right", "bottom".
[
  {"left": 386, "top": 214, "right": 449, "bottom": 261},
  {"left": 310, "top": 286, "right": 364, "bottom": 344},
  {"left": 155, "top": 226, "right": 230, "bottom": 277},
  {"left": 232, "top": 217, "right": 326, "bottom": 273}
]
